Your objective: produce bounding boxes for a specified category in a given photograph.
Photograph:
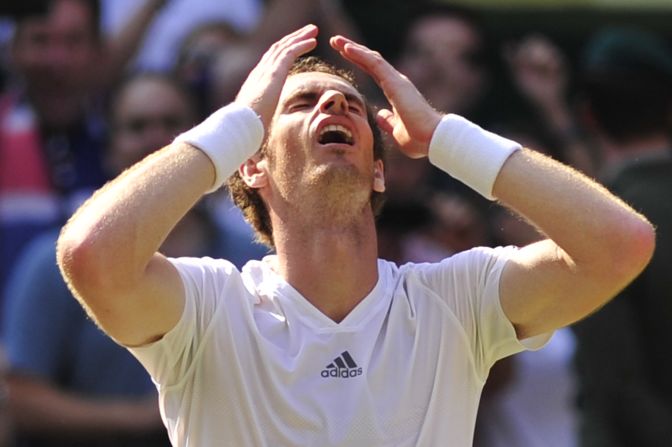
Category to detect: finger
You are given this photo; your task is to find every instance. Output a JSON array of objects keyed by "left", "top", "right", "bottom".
[
  {"left": 262, "top": 24, "right": 319, "bottom": 62},
  {"left": 330, "top": 35, "right": 395, "bottom": 84},
  {"left": 281, "top": 38, "right": 318, "bottom": 62},
  {"left": 279, "top": 24, "right": 319, "bottom": 47},
  {"left": 376, "top": 109, "right": 396, "bottom": 135}
]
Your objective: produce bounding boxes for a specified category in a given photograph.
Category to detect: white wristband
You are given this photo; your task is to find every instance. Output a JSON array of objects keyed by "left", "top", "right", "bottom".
[
  {"left": 428, "top": 114, "right": 521, "bottom": 200},
  {"left": 174, "top": 103, "right": 264, "bottom": 193}
]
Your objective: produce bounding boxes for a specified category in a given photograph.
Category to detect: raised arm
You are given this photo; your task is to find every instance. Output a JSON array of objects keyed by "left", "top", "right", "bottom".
[
  {"left": 57, "top": 25, "right": 318, "bottom": 347},
  {"left": 331, "top": 36, "right": 655, "bottom": 339}
]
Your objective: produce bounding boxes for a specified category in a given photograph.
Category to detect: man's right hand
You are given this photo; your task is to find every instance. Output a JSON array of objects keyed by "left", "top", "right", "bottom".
[{"left": 236, "top": 25, "right": 318, "bottom": 129}]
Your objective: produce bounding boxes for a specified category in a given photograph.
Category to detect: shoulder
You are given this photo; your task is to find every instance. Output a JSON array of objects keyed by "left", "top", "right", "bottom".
[{"left": 396, "top": 246, "right": 518, "bottom": 278}]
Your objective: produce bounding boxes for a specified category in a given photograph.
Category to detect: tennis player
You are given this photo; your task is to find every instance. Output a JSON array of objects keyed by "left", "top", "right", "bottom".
[{"left": 57, "top": 25, "right": 654, "bottom": 446}]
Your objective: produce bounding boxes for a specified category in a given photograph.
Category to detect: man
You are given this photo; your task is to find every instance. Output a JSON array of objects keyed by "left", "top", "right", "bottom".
[
  {"left": 0, "top": 0, "right": 166, "bottom": 315},
  {"left": 396, "top": 4, "right": 489, "bottom": 121},
  {"left": 57, "top": 25, "right": 654, "bottom": 446},
  {"left": 572, "top": 28, "right": 672, "bottom": 447},
  {"left": 0, "top": 0, "right": 108, "bottom": 302}
]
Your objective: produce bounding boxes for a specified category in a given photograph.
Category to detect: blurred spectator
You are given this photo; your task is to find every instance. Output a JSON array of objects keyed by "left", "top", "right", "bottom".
[
  {"left": 504, "top": 35, "right": 594, "bottom": 174},
  {"left": 388, "top": 3, "right": 495, "bottom": 244},
  {"left": 1, "top": 72, "right": 219, "bottom": 447},
  {"left": 175, "top": 21, "right": 244, "bottom": 118},
  {"left": 572, "top": 28, "right": 672, "bottom": 447},
  {"left": 0, "top": 0, "right": 168, "bottom": 322},
  {"left": 0, "top": 0, "right": 108, "bottom": 316},
  {"left": 102, "top": 0, "right": 262, "bottom": 72},
  {"left": 397, "top": 4, "right": 491, "bottom": 121}
]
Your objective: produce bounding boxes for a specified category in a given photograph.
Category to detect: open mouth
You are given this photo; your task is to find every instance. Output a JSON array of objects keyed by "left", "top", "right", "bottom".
[{"left": 318, "top": 124, "right": 354, "bottom": 145}]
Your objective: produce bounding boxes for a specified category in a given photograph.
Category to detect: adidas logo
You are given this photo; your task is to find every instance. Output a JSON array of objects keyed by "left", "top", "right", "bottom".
[{"left": 321, "top": 351, "right": 363, "bottom": 378}]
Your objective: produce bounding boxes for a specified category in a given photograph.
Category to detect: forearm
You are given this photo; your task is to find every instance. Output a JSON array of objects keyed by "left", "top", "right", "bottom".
[
  {"left": 426, "top": 114, "right": 653, "bottom": 335},
  {"left": 492, "top": 148, "right": 653, "bottom": 335},
  {"left": 8, "top": 375, "right": 161, "bottom": 437},
  {"left": 59, "top": 143, "right": 213, "bottom": 290},
  {"left": 493, "top": 148, "right": 651, "bottom": 270}
]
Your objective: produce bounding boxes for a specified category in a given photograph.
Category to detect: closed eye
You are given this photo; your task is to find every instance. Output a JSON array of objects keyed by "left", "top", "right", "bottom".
[
  {"left": 348, "top": 103, "right": 363, "bottom": 115},
  {"left": 288, "top": 102, "right": 312, "bottom": 112}
]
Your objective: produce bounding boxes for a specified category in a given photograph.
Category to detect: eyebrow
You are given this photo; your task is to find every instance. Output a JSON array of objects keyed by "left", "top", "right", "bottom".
[{"left": 283, "top": 88, "right": 366, "bottom": 110}]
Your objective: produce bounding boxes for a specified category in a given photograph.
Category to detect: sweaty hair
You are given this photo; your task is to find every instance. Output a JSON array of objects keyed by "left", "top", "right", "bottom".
[{"left": 227, "top": 56, "right": 386, "bottom": 249}]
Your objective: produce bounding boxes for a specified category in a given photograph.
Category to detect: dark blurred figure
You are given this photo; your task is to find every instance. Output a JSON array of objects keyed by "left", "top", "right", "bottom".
[
  {"left": 175, "top": 21, "right": 243, "bottom": 119},
  {"left": 0, "top": 0, "right": 108, "bottom": 317},
  {"left": 0, "top": 0, "right": 168, "bottom": 316},
  {"left": 397, "top": 3, "right": 490, "bottom": 121},
  {"left": 387, "top": 3, "right": 495, "bottom": 253},
  {"left": 1, "top": 73, "right": 203, "bottom": 447},
  {"left": 572, "top": 28, "right": 672, "bottom": 447},
  {"left": 504, "top": 35, "right": 595, "bottom": 174}
]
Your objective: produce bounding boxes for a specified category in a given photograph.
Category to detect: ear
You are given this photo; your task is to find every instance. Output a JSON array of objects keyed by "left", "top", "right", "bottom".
[
  {"left": 240, "top": 155, "right": 268, "bottom": 189},
  {"left": 373, "top": 159, "right": 385, "bottom": 193}
]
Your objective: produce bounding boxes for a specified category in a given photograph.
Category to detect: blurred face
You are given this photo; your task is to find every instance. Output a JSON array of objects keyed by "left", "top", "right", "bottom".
[
  {"left": 13, "top": 0, "right": 99, "bottom": 98},
  {"left": 110, "top": 78, "right": 194, "bottom": 174},
  {"left": 259, "top": 72, "right": 383, "bottom": 217},
  {"left": 398, "top": 16, "right": 486, "bottom": 114},
  {"left": 176, "top": 26, "right": 237, "bottom": 85}
]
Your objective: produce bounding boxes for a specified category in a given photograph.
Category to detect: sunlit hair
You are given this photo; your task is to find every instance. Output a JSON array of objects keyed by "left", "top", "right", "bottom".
[{"left": 228, "top": 56, "right": 386, "bottom": 249}]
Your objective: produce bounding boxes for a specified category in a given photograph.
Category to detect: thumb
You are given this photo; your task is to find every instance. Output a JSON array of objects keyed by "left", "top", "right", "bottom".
[{"left": 376, "top": 109, "right": 396, "bottom": 134}]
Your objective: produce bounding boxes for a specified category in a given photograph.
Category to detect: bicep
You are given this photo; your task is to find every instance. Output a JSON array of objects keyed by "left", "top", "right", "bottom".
[
  {"left": 81, "top": 254, "right": 185, "bottom": 348},
  {"left": 499, "top": 239, "right": 615, "bottom": 339}
]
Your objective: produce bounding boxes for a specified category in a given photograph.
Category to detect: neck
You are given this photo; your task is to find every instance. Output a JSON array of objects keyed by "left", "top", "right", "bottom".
[{"left": 270, "top": 204, "right": 379, "bottom": 323}]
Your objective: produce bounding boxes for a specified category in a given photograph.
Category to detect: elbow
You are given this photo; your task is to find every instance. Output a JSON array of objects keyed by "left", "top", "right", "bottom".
[
  {"left": 56, "top": 225, "right": 107, "bottom": 298},
  {"left": 610, "top": 216, "right": 656, "bottom": 283}
]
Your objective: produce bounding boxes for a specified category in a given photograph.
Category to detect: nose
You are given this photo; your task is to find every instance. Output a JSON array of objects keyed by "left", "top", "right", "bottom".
[{"left": 318, "top": 90, "right": 348, "bottom": 115}]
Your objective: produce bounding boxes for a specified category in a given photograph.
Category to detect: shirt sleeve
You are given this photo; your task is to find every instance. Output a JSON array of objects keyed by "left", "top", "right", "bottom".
[
  {"left": 128, "top": 256, "right": 238, "bottom": 388},
  {"left": 413, "top": 246, "right": 552, "bottom": 378}
]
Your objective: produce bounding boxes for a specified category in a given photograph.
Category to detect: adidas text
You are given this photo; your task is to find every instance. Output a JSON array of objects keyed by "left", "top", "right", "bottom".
[
  {"left": 321, "top": 367, "right": 363, "bottom": 378},
  {"left": 321, "top": 351, "right": 362, "bottom": 379}
]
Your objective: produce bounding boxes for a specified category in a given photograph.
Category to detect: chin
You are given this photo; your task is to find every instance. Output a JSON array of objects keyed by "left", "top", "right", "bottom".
[{"left": 303, "top": 165, "right": 372, "bottom": 219}]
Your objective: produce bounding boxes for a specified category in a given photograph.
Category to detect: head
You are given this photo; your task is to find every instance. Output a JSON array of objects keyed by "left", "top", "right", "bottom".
[
  {"left": 11, "top": 0, "right": 101, "bottom": 127},
  {"left": 228, "top": 57, "right": 386, "bottom": 249},
  {"left": 175, "top": 21, "right": 242, "bottom": 115},
  {"left": 580, "top": 28, "right": 672, "bottom": 146},
  {"left": 108, "top": 73, "right": 196, "bottom": 175},
  {"left": 397, "top": 5, "right": 488, "bottom": 114}
]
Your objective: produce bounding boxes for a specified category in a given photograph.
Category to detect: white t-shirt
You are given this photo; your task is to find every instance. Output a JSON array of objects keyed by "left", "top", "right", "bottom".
[{"left": 130, "top": 246, "right": 549, "bottom": 446}]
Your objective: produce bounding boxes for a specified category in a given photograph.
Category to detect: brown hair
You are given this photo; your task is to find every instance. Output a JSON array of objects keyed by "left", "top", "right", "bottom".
[{"left": 228, "top": 56, "right": 386, "bottom": 249}]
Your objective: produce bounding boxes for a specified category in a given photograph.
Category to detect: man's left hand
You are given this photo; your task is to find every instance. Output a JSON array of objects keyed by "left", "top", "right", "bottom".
[{"left": 330, "top": 35, "right": 442, "bottom": 158}]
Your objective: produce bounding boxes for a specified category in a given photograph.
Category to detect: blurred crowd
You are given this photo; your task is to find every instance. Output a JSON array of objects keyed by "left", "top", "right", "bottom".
[{"left": 0, "top": 0, "right": 670, "bottom": 446}]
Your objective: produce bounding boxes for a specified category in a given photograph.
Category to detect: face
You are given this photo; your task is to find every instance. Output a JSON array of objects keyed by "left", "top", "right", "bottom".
[
  {"left": 398, "top": 16, "right": 486, "bottom": 114},
  {"left": 251, "top": 72, "right": 384, "bottom": 218},
  {"left": 11, "top": 0, "right": 99, "bottom": 125},
  {"left": 110, "top": 77, "right": 194, "bottom": 174}
]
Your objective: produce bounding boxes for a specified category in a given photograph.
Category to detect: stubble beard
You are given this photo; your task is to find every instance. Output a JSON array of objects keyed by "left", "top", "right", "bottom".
[{"left": 282, "top": 162, "right": 373, "bottom": 228}]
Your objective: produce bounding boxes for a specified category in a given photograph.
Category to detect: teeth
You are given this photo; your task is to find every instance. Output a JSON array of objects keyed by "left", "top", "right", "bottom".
[{"left": 320, "top": 124, "right": 353, "bottom": 141}]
